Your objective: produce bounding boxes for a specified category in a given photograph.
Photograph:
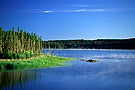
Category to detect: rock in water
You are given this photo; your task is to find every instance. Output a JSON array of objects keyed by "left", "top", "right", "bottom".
[{"left": 86, "top": 59, "right": 99, "bottom": 62}]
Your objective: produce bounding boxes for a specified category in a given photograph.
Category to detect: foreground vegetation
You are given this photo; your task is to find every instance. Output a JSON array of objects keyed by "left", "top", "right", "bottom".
[
  {"left": 0, "top": 27, "right": 75, "bottom": 71},
  {"left": 43, "top": 38, "right": 135, "bottom": 49},
  {"left": 0, "top": 54, "right": 74, "bottom": 71}
]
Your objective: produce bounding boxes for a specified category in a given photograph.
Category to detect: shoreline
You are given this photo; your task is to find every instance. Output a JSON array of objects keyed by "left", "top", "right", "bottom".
[
  {"left": 43, "top": 49, "right": 135, "bottom": 51},
  {"left": 0, "top": 55, "right": 74, "bottom": 71},
  {"left": 0, "top": 54, "right": 46, "bottom": 62}
]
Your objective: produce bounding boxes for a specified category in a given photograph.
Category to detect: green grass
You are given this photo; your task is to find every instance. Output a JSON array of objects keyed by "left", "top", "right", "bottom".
[{"left": 0, "top": 55, "right": 75, "bottom": 71}]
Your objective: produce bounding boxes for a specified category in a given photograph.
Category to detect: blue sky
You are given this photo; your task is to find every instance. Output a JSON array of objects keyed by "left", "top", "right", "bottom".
[{"left": 0, "top": 0, "right": 135, "bottom": 40}]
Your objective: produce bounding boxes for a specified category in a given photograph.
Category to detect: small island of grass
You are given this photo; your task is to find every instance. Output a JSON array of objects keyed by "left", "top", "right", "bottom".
[
  {"left": 0, "top": 27, "right": 74, "bottom": 70},
  {"left": 0, "top": 54, "right": 74, "bottom": 70}
]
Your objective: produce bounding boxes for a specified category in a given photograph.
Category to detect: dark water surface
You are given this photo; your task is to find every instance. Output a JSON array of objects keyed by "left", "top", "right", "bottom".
[{"left": 1, "top": 49, "right": 135, "bottom": 90}]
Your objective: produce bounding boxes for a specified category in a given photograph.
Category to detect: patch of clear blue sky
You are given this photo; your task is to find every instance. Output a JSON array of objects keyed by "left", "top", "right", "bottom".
[{"left": 0, "top": 0, "right": 135, "bottom": 40}]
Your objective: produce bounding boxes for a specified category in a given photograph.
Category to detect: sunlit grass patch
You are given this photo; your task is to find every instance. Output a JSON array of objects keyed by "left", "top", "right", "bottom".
[{"left": 0, "top": 55, "right": 75, "bottom": 71}]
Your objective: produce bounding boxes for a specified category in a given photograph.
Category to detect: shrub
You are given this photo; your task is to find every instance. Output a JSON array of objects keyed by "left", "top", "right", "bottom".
[
  {"left": 19, "top": 53, "right": 24, "bottom": 59},
  {"left": 0, "top": 53, "right": 2, "bottom": 59},
  {"left": 32, "top": 51, "right": 40, "bottom": 57},
  {"left": 25, "top": 51, "right": 31, "bottom": 58},
  {"left": 5, "top": 64, "right": 13, "bottom": 70},
  {"left": 17, "top": 53, "right": 20, "bottom": 59},
  {"left": 16, "top": 53, "right": 25, "bottom": 59},
  {"left": 3, "top": 50, "right": 11, "bottom": 59},
  {"left": 12, "top": 52, "right": 17, "bottom": 59}
]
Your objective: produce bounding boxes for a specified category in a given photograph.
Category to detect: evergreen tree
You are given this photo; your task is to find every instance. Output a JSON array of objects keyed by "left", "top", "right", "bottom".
[
  {"left": 0, "top": 27, "right": 3, "bottom": 55},
  {"left": 9, "top": 29, "right": 13, "bottom": 54},
  {"left": 12, "top": 27, "right": 16, "bottom": 53},
  {"left": 20, "top": 30, "right": 24, "bottom": 53},
  {"left": 0, "top": 27, "right": 43, "bottom": 59}
]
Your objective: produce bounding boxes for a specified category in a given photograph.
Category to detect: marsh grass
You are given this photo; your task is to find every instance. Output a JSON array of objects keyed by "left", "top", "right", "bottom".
[{"left": 0, "top": 55, "right": 74, "bottom": 71}]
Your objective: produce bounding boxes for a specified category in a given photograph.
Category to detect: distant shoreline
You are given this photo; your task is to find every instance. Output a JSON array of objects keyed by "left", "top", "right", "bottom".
[
  {"left": 42, "top": 38, "right": 135, "bottom": 50},
  {"left": 43, "top": 49, "right": 135, "bottom": 51}
]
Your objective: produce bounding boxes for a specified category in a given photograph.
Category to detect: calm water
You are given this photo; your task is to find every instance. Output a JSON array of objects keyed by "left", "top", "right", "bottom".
[{"left": 1, "top": 49, "right": 135, "bottom": 90}]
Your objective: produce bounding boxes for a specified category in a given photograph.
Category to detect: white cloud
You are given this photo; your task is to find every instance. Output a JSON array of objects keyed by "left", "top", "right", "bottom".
[
  {"left": 87, "top": 9, "right": 106, "bottom": 12},
  {"left": 42, "top": 10, "right": 54, "bottom": 13},
  {"left": 39, "top": 9, "right": 107, "bottom": 14},
  {"left": 64, "top": 9, "right": 106, "bottom": 12},
  {"left": 64, "top": 9, "right": 87, "bottom": 12},
  {"left": 72, "top": 9, "right": 87, "bottom": 12}
]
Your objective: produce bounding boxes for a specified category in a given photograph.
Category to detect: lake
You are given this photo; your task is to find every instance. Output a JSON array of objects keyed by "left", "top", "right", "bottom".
[{"left": 1, "top": 49, "right": 135, "bottom": 90}]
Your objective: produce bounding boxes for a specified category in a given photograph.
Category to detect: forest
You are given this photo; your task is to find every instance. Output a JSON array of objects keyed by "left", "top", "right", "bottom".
[
  {"left": 42, "top": 38, "right": 135, "bottom": 49},
  {"left": 1, "top": 27, "right": 135, "bottom": 59},
  {"left": 0, "top": 27, "right": 42, "bottom": 59}
]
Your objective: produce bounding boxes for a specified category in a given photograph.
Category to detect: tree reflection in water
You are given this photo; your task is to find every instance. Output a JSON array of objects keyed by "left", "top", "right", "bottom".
[{"left": 0, "top": 70, "right": 40, "bottom": 90}]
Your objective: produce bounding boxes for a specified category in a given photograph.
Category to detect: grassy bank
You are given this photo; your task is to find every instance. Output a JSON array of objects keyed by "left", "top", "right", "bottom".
[{"left": 0, "top": 55, "right": 74, "bottom": 71}]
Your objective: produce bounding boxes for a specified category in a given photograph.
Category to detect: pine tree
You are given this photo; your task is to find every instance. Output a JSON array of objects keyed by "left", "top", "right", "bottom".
[
  {"left": 20, "top": 30, "right": 24, "bottom": 53},
  {"left": 0, "top": 27, "right": 43, "bottom": 59},
  {"left": 0, "top": 27, "right": 3, "bottom": 54},
  {"left": 37, "top": 36, "right": 40, "bottom": 53},
  {"left": 40, "top": 36, "right": 42, "bottom": 53},
  {"left": 12, "top": 27, "right": 16, "bottom": 53},
  {"left": 27, "top": 33, "right": 30, "bottom": 51},
  {"left": 30, "top": 32, "right": 34, "bottom": 54},
  {"left": 9, "top": 29, "right": 14, "bottom": 54}
]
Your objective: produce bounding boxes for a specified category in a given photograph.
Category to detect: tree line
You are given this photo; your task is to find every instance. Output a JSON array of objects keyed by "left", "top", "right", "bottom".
[
  {"left": 42, "top": 38, "right": 135, "bottom": 49},
  {"left": 0, "top": 27, "right": 42, "bottom": 59}
]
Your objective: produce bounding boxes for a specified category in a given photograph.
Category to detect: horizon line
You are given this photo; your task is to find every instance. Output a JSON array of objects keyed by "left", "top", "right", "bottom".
[{"left": 44, "top": 37, "right": 135, "bottom": 41}]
